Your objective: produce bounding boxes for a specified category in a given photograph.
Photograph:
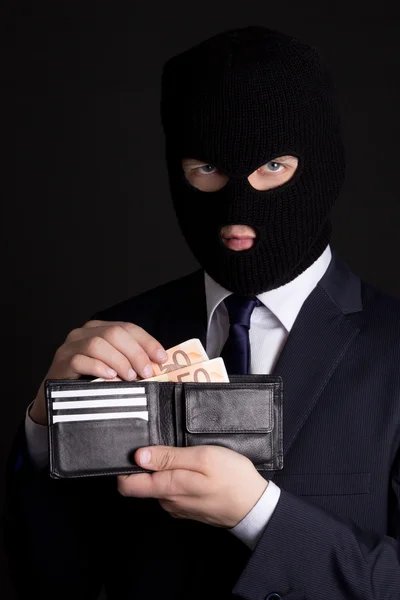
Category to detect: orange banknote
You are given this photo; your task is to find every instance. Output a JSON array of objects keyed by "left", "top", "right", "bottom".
[
  {"left": 145, "top": 357, "right": 229, "bottom": 383},
  {"left": 149, "top": 338, "right": 208, "bottom": 377},
  {"left": 92, "top": 338, "right": 209, "bottom": 382}
]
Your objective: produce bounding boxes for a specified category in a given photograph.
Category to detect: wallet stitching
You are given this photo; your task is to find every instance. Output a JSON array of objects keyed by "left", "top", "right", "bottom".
[
  {"left": 51, "top": 466, "right": 150, "bottom": 479},
  {"left": 272, "top": 381, "right": 284, "bottom": 470},
  {"left": 185, "top": 385, "right": 274, "bottom": 433}
]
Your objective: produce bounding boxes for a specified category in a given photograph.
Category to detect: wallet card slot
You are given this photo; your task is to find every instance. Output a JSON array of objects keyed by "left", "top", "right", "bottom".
[
  {"left": 52, "top": 398, "right": 148, "bottom": 410},
  {"left": 49, "top": 417, "right": 150, "bottom": 478},
  {"left": 50, "top": 385, "right": 146, "bottom": 397},
  {"left": 52, "top": 411, "right": 149, "bottom": 423},
  {"left": 50, "top": 386, "right": 149, "bottom": 424}
]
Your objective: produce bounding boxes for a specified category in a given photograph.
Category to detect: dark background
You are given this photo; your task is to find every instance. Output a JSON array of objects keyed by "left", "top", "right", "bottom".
[{"left": 3, "top": 1, "right": 400, "bottom": 597}]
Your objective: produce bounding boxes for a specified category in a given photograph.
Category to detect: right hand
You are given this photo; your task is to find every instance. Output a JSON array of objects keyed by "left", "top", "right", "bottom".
[{"left": 29, "top": 320, "right": 168, "bottom": 425}]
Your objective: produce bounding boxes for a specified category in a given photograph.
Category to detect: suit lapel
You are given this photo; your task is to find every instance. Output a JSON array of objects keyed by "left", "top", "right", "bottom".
[
  {"left": 156, "top": 254, "right": 363, "bottom": 465},
  {"left": 271, "top": 251, "right": 363, "bottom": 459}
]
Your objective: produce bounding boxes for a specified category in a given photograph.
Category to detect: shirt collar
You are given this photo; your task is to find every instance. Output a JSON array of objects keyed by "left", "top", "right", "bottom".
[{"left": 204, "top": 244, "right": 332, "bottom": 332}]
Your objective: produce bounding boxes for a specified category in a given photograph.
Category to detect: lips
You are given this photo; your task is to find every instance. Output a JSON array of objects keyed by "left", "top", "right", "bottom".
[
  {"left": 220, "top": 225, "right": 257, "bottom": 251},
  {"left": 222, "top": 237, "right": 255, "bottom": 250}
]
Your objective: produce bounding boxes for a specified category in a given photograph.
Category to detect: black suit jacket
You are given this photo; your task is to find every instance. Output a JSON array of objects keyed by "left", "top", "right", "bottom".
[{"left": 3, "top": 250, "right": 400, "bottom": 600}]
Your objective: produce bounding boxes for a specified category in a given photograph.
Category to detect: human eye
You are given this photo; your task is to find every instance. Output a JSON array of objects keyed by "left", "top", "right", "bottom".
[
  {"left": 195, "top": 164, "right": 219, "bottom": 175},
  {"left": 259, "top": 160, "right": 285, "bottom": 174}
]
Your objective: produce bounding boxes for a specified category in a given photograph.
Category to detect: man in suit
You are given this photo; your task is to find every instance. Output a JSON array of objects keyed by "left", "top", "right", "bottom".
[{"left": 4, "top": 25, "right": 400, "bottom": 600}]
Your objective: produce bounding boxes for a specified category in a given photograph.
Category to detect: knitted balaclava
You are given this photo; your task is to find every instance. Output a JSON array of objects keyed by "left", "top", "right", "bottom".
[{"left": 160, "top": 26, "right": 346, "bottom": 295}]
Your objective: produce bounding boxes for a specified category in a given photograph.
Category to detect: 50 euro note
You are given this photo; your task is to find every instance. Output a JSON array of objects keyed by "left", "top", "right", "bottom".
[
  {"left": 92, "top": 338, "right": 209, "bottom": 383},
  {"left": 144, "top": 357, "right": 229, "bottom": 383},
  {"left": 149, "top": 338, "right": 208, "bottom": 377}
]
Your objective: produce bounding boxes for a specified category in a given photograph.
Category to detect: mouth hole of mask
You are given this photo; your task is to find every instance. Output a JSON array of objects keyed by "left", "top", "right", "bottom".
[{"left": 218, "top": 225, "right": 261, "bottom": 253}]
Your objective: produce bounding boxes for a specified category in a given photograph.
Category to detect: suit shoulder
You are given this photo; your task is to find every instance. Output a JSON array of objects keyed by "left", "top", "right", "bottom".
[
  {"left": 361, "top": 278, "right": 400, "bottom": 331},
  {"left": 88, "top": 269, "right": 203, "bottom": 323}
]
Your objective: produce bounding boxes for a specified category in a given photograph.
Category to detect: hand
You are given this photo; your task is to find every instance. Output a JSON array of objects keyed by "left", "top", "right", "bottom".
[
  {"left": 30, "top": 320, "right": 167, "bottom": 425},
  {"left": 117, "top": 445, "right": 268, "bottom": 529}
]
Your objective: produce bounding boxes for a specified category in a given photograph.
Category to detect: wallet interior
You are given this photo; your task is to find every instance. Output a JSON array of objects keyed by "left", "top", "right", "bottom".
[{"left": 45, "top": 376, "right": 283, "bottom": 479}]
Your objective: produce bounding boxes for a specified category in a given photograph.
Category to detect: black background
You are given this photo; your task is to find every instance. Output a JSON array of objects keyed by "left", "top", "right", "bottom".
[{"left": 3, "top": 1, "right": 400, "bottom": 597}]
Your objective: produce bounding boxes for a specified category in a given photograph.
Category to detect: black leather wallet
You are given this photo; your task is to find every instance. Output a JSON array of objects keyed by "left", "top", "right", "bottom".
[{"left": 45, "top": 375, "right": 283, "bottom": 479}]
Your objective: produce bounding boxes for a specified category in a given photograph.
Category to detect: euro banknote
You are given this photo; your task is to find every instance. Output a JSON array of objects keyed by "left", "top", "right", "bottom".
[
  {"left": 92, "top": 338, "right": 210, "bottom": 383},
  {"left": 149, "top": 338, "right": 208, "bottom": 377},
  {"left": 144, "top": 357, "right": 229, "bottom": 383}
]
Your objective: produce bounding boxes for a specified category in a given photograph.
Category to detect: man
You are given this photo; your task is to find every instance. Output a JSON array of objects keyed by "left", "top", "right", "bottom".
[{"left": 4, "top": 25, "right": 400, "bottom": 600}]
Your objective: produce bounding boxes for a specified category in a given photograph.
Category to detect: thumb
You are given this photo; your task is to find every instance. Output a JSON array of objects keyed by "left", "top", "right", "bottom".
[{"left": 135, "top": 445, "right": 205, "bottom": 473}]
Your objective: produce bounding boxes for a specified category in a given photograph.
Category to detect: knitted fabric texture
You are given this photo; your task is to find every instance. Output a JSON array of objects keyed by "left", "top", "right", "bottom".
[{"left": 160, "top": 26, "right": 346, "bottom": 295}]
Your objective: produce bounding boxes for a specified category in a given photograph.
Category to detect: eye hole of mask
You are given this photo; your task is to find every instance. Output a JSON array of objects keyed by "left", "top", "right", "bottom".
[{"left": 181, "top": 157, "right": 299, "bottom": 192}]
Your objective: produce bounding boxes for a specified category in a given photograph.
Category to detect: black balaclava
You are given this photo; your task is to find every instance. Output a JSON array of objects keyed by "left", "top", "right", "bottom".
[{"left": 160, "top": 26, "right": 346, "bottom": 295}]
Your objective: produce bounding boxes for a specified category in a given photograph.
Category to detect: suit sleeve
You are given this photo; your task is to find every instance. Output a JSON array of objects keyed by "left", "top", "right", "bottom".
[
  {"left": 232, "top": 457, "right": 400, "bottom": 600},
  {"left": 2, "top": 419, "right": 105, "bottom": 600},
  {"left": 24, "top": 400, "right": 50, "bottom": 469}
]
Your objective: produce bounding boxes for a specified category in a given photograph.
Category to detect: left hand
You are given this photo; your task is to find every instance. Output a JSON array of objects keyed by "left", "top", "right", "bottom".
[{"left": 117, "top": 445, "right": 268, "bottom": 528}]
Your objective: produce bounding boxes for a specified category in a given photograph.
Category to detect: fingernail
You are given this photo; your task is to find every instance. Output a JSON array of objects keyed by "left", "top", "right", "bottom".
[
  {"left": 107, "top": 369, "right": 117, "bottom": 377},
  {"left": 143, "top": 364, "right": 153, "bottom": 378},
  {"left": 157, "top": 349, "right": 168, "bottom": 362},
  {"left": 140, "top": 449, "right": 151, "bottom": 465},
  {"left": 128, "top": 368, "right": 137, "bottom": 380}
]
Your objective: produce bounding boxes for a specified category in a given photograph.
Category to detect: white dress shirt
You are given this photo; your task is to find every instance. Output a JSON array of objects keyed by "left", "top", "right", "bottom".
[
  {"left": 204, "top": 244, "right": 332, "bottom": 548},
  {"left": 24, "top": 244, "right": 332, "bottom": 550}
]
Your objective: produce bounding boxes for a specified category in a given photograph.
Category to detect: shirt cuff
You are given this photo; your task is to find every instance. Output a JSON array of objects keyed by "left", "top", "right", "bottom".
[
  {"left": 228, "top": 480, "right": 281, "bottom": 550},
  {"left": 24, "top": 400, "right": 49, "bottom": 470}
]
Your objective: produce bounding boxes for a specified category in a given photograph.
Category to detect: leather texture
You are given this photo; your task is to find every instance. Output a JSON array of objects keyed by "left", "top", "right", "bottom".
[
  {"left": 183, "top": 383, "right": 282, "bottom": 470},
  {"left": 45, "top": 375, "right": 283, "bottom": 479}
]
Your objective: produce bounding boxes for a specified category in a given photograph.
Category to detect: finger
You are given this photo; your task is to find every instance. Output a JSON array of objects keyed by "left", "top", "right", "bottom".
[
  {"left": 67, "top": 320, "right": 168, "bottom": 378},
  {"left": 158, "top": 498, "right": 190, "bottom": 519},
  {"left": 77, "top": 323, "right": 166, "bottom": 378},
  {"left": 100, "top": 325, "right": 157, "bottom": 379},
  {"left": 82, "top": 321, "right": 167, "bottom": 365},
  {"left": 68, "top": 336, "right": 138, "bottom": 381},
  {"left": 117, "top": 323, "right": 168, "bottom": 364},
  {"left": 66, "top": 321, "right": 128, "bottom": 343},
  {"left": 158, "top": 498, "right": 180, "bottom": 516},
  {"left": 135, "top": 445, "right": 211, "bottom": 475},
  {"left": 65, "top": 354, "right": 118, "bottom": 379},
  {"left": 118, "top": 473, "right": 156, "bottom": 498},
  {"left": 82, "top": 319, "right": 116, "bottom": 329},
  {"left": 117, "top": 469, "right": 203, "bottom": 499}
]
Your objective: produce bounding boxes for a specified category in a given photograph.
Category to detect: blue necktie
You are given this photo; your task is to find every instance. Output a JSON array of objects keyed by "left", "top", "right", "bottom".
[{"left": 220, "top": 294, "right": 262, "bottom": 374}]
